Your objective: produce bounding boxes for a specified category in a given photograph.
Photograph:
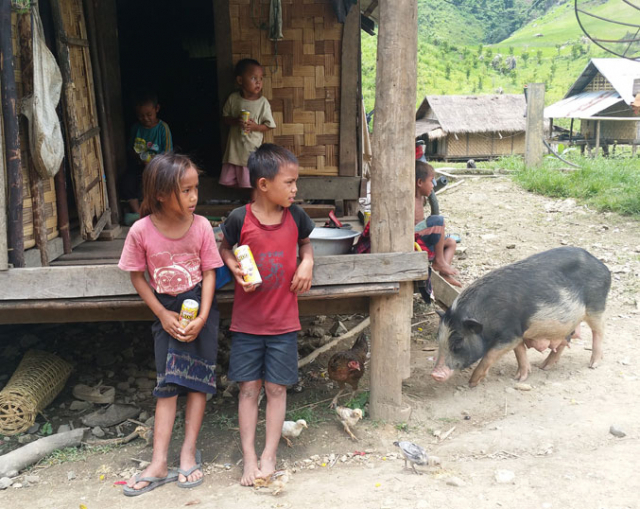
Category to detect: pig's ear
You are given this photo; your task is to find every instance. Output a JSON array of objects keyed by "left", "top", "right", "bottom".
[
  {"left": 435, "top": 308, "right": 445, "bottom": 318},
  {"left": 463, "top": 318, "right": 483, "bottom": 334}
]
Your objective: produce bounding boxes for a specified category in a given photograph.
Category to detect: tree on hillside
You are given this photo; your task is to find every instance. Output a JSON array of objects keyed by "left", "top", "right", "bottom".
[{"left": 521, "top": 50, "right": 529, "bottom": 67}]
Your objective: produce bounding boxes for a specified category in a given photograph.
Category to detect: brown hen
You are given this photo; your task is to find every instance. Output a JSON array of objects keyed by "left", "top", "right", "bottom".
[{"left": 327, "top": 333, "right": 368, "bottom": 408}]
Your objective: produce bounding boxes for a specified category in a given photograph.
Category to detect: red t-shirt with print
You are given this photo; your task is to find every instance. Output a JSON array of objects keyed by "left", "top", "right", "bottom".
[{"left": 221, "top": 204, "right": 315, "bottom": 335}]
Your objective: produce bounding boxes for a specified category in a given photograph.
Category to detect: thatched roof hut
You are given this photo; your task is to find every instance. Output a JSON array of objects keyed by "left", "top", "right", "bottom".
[{"left": 415, "top": 94, "right": 527, "bottom": 160}]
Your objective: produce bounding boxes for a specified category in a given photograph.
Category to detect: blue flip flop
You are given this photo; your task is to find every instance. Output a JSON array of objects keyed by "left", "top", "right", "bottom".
[
  {"left": 178, "top": 449, "right": 204, "bottom": 489},
  {"left": 122, "top": 470, "right": 179, "bottom": 497}
]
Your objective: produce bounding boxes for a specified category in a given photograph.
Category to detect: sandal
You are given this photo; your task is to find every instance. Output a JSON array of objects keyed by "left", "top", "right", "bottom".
[
  {"left": 72, "top": 382, "right": 115, "bottom": 404},
  {"left": 122, "top": 470, "right": 178, "bottom": 497},
  {"left": 178, "top": 449, "right": 204, "bottom": 488}
]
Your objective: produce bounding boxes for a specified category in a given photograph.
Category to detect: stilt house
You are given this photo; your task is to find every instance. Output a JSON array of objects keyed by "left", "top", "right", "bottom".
[{"left": 544, "top": 58, "right": 640, "bottom": 152}]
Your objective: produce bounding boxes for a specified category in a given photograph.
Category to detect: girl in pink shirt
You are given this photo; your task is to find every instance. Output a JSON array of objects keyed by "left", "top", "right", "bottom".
[{"left": 119, "top": 153, "right": 223, "bottom": 495}]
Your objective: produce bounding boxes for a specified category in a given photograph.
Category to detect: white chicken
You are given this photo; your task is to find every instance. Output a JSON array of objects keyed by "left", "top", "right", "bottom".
[
  {"left": 281, "top": 419, "right": 308, "bottom": 447},
  {"left": 335, "top": 406, "right": 363, "bottom": 440}
]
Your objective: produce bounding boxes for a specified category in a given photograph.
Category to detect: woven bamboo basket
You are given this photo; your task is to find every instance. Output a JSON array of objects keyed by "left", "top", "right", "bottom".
[{"left": 0, "top": 350, "right": 73, "bottom": 435}]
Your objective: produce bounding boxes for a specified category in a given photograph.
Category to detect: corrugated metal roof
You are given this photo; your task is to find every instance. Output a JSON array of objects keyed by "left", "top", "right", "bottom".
[
  {"left": 544, "top": 90, "right": 624, "bottom": 119},
  {"left": 565, "top": 58, "right": 640, "bottom": 104}
]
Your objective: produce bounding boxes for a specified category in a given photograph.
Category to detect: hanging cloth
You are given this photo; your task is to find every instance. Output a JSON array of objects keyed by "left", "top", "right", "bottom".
[
  {"left": 269, "top": 0, "right": 283, "bottom": 41},
  {"left": 21, "top": 5, "right": 64, "bottom": 178}
]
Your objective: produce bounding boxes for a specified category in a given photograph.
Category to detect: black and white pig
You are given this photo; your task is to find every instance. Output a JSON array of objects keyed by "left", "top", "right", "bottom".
[{"left": 431, "top": 247, "right": 611, "bottom": 387}]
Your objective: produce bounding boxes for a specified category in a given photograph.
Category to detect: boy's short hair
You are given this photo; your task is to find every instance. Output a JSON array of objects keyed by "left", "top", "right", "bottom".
[
  {"left": 135, "top": 90, "right": 159, "bottom": 108},
  {"left": 235, "top": 58, "right": 262, "bottom": 77},
  {"left": 416, "top": 160, "right": 435, "bottom": 183},
  {"left": 248, "top": 144, "right": 298, "bottom": 188}
]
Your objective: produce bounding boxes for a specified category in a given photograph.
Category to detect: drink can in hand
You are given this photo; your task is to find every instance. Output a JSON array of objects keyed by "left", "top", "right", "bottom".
[
  {"left": 233, "top": 245, "right": 262, "bottom": 286},
  {"left": 179, "top": 299, "right": 199, "bottom": 329},
  {"left": 240, "top": 110, "right": 251, "bottom": 135}
]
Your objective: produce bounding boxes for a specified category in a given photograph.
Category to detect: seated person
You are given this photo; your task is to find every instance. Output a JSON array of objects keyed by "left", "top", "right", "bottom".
[
  {"left": 415, "top": 160, "right": 461, "bottom": 287},
  {"left": 121, "top": 91, "right": 173, "bottom": 216}
]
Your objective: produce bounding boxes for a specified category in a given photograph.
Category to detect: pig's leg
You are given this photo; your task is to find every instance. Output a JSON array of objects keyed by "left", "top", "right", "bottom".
[
  {"left": 539, "top": 341, "right": 567, "bottom": 370},
  {"left": 468, "top": 343, "right": 515, "bottom": 387},
  {"left": 585, "top": 312, "right": 605, "bottom": 368},
  {"left": 513, "top": 342, "right": 531, "bottom": 381}
]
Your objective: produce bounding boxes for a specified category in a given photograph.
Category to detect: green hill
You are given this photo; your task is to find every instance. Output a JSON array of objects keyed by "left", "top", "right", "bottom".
[{"left": 361, "top": 0, "right": 639, "bottom": 116}]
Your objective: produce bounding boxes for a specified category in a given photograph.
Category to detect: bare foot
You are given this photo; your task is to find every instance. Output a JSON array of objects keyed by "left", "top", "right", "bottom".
[
  {"left": 241, "top": 455, "right": 262, "bottom": 486},
  {"left": 440, "top": 273, "right": 463, "bottom": 287},
  {"left": 126, "top": 461, "right": 168, "bottom": 492},
  {"left": 178, "top": 448, "right": 203, "bottom": 485},
  {"left": 432, "top": 260, "right": 459, "bottom": 277},
  {"left": 259, "top": 453, "right": 277, "bottom": 478}
]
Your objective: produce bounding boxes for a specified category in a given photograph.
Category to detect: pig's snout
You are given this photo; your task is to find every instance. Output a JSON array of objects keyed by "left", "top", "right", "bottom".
[{"left": 431, "top": 364, "right": 453, "bottom": 382}]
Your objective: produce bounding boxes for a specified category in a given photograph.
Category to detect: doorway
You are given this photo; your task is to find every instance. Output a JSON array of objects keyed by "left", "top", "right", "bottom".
[{"left": 116, "top": 0, "right": 222, "bottom": 175}]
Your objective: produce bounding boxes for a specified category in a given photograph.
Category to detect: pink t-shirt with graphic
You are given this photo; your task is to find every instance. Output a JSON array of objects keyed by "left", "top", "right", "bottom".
[{"left": 118, "top": 215, "right": 223, "bottom": 295}]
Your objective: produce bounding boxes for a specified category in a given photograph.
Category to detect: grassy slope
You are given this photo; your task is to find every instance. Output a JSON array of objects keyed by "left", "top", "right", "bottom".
[{"left": 361, "top": 0, "right": 640, "bottom": 114}]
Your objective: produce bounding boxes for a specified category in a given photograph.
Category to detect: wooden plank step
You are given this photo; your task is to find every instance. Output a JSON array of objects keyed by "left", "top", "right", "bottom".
[{"left": 1, "top": 252, "right": 428, "bottom": 301}]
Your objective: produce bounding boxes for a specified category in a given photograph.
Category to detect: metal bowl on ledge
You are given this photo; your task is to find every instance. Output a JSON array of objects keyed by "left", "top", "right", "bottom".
[{"left": 309, "top": 228, "right": 361, "bottom": 256}]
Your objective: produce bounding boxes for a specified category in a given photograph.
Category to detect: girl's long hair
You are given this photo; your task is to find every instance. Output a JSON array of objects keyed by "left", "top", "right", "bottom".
[{"left": 139, "top": 153, "right": 200, "bottom": 218}]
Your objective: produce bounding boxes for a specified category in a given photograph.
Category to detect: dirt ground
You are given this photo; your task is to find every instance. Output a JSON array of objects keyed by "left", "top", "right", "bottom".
[{"left": 2, "top": 176, "right": 640, "bottom": 509}]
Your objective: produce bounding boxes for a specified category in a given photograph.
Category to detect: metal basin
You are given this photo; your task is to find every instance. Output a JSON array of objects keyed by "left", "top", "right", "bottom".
[{"left": 309, "top": 228, "right": 361, "bottom": 256}]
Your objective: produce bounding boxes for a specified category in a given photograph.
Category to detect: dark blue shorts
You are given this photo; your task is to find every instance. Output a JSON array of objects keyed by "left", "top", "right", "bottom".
[
  {"left": 228, "top": 331, "right": 299, "bottom": 386},
  {"left": 415, "top": 215, "right": 445, "bottom": 254}
]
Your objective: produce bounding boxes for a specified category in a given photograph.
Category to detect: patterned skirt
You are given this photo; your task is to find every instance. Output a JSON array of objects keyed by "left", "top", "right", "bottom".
[{"left": 152, "top": 284, "right": 219, "bottom": 398}]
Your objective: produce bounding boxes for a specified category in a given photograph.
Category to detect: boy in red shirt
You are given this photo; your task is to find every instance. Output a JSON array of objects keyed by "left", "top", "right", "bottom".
[{"left": 220, "top": 144, "right": 315, "bottom": 486}]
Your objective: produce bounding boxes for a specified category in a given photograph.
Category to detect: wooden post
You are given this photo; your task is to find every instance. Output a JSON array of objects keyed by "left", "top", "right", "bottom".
[
  {"left": 524, "top": 83, "right": 545, "bottom": 168},
  {"left": 339, "top": 0, "right": 359, "bottom": 177},
  {"left": 369, "top": 0, "right": 416, "bottom": 422},
  {"left": 594, "top": 119, "right": 601, "bottom": 158},
  {"left": 18, "top": 11, "right": 49, "bottom": 267},
  {"left": 0, "top": 0, "right": 25, "bottom": 267},
  {"left": 83, "top": 0, "right": 119, "bottom": 226},
  {"left": 213, "top": 0, "right": 234, "bottom": 164},
  {"left": 548, "top": 118, "right": 554, "bottom": 153},
  {"left": 0, "top": 93, "right": 7, "bottom": 270},
  {"left": 54, "top": 163, "right": 71, "bottom": 254},
  {"left": 569, "top": 118, "right": 574, "bottom": 144}
]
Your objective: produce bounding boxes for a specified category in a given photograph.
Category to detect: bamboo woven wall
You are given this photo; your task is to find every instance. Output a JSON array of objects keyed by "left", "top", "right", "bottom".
[
  {"left": 228, "top": 0, "right": 341, "bottom": 176},
  {"left": 444, "top": 132, "right": 525, "bottom": 158},
  {"left": 581, "top": 119, "right": 639, "bottom": 140},
  {"left": 10, "top": 13, "right": 59, "bottom": 250},
  {"left": 584, "top": 72, "right": 614, "bottom": 92},
  {"left": 58, "top": 0, "right": 107, "bottom": 223}
]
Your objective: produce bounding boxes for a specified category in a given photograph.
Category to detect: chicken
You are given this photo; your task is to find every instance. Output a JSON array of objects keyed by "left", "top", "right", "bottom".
[
  {"left": 281, "top": 419, "right": 308, "bottom": 447},
  {"left": 327, "top": 333, "right": 368, "bottom": 408},
  {"left": 393, "top": 440, "right": 429, "bottom": 475},
  {"left": 254, "top": 469, "right": 290, "bottom": 495},
  {"left": 335, "top": 406, "right": 363, "bottom": 440}
]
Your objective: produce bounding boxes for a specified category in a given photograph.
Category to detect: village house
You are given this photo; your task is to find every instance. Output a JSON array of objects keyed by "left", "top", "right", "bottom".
[
  {"left": 1, "top": 0, "right": 427, "bottom": 420},
  {"left": 544, "top": 58, "right": 640, "bottom": 155},
  {"left": 415, "top": 94, "right": 527, "bottom": 161}
]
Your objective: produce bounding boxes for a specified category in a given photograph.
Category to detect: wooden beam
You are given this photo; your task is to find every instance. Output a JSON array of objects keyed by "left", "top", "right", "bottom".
[
  {"left": 524, "top": 83, "right": 545, "bottom": 168},
  {"left": 594, "top": 119, "right": 601, "bottom": 158},
  {"left": 0, "top": 253, "right": 428, "bottom": 300},
  {"left": 431, "top": 271, "right": 460, "bottom": 309},
  {"left": 0, "top": 0, "right": 25, "bottom": 267},
  {"left": 0, "top": 68, "right": 7, "bottom": 270},
  {"left": 0, "top": 283, "right": 398, "bottom": 324},
  {"left": 368, "top": 0, "right": 417, "bottom": 422},
  {"left": 339, "top": 0, "right": 359, "bottom": 177},
  {"left": 198, "top": 175, "right": 362, "bottom": 201},
  {"left": 213, "top": 0, "right": 234, "bottom": 162}
]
